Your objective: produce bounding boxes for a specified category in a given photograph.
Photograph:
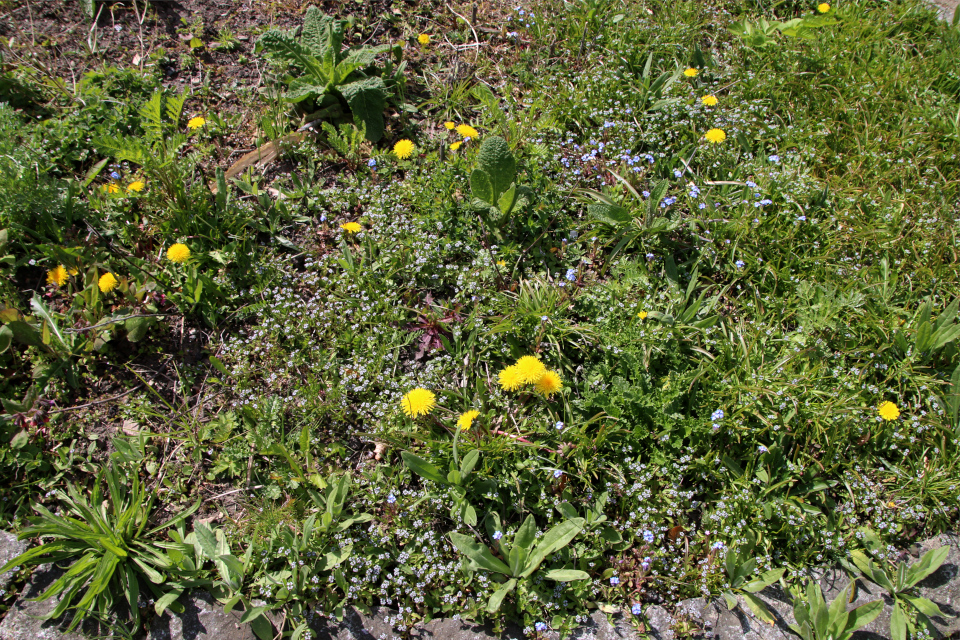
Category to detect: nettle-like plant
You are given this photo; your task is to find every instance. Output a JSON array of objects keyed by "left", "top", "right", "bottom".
[
  {"left": 256, "top": 7, "right": 403, "bottom": 142},
  {"left": 450, "top": 514, "right": 588, "bottom": 613},
  {"left": 469, "top": 136, "right": 531, "bottom": 238}
]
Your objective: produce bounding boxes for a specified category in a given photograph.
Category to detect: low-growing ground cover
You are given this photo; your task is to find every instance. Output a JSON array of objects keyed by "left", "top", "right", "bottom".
[{"left": 1, "top": 0, "right": 959, "bottom": 637}]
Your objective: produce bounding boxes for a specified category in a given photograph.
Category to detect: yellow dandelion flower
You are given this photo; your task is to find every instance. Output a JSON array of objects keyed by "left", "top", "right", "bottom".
[
  {"left": 444, "top": 121, "right": 456, "bottom": 130},
  {"left": 187, "top": 116, "right": 206, "bottom": 130},
  {"left": 68, "top": 267, "right": 78, "bottom": 276},
  {"left": 393, "top": 139, "right": 415, "bottom": 160},
  {"left": 637, "top": 311, "right": 648, "bottom": 320},
  {"left": 401, "top": 388, "right": 436, "bottom": 418},
  {"left": 418, "top": 33, "right": 431, "bottom": 45},
  {"left": 684, "top": 67, "right": 699, "bottom": 77},
  {"left": 701, "top": 95, "right": 718, "bottom": 106},
  {"left": 878, "top": 401, "right": 900, "bottom": 421},
  {"left": 166, "top": 243, "right": 191, "bottom": 263},
  {"left": 817, "top": 2, "right": 830, "bottom": 12},
  {"left": 535, "top": 370, "right": 563, "bottom": 397},
  {"left": 450, "top": 141, "right": 462, "bottom": 151},
  {"left": 102, "top": 183, "right": 120, "bottom": 194},
  {"left": 98, "top": 272, "right": 119, "bottom": 293},
  {"left": 496, "top": 260, "right": 506, "bottom": 267},
  {"left": 705, "top": 128, "right": 727, "bottom": 144},
  {"left": 341, "top": 222, "right": 362, "bottom": 233},
  {"left": 457, "top": 409, "right": 480, "bottom": 431},
  {"left": 498, "top": 365, "right": 524, "bottom": 392},
  {"left": 456, "top": 124, "right": 479, "bottom": 140},
  {"left": 46, "top": 265, "right": 68, "bottom": 287},
  {"left": 515, "top": 355, "right": 547, "bottom": 385},
  {"left": 126, "top": 180, "right": 145, "bottom": 193}
]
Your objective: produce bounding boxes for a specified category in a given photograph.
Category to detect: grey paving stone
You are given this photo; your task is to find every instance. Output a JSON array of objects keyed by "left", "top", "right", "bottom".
[
  {"left": 147, "top": 591, "right": 255, "bottom": 640},
  {"left": 0, "top": 531, "right": 27, "bottom": 592},
  {"left": 0, "top": 564, "right": 90, "bottom": 640}
]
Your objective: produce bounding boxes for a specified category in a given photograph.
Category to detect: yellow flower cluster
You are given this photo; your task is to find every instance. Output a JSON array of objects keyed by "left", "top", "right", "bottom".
[
  {"left": 705, "top": 128, "right": 726, "bottom": 144},
  {"left": 457, "top": 409, "right": 480, "bottom": 431},
  {"left": 701, "top": 95, "right": 718, "bottom": 107},
  {"left": 455, "top": 124, "right": 479, "bottom": 140},
  {"left": 401, "top": 388, "right": 436, "bottom": 417},
  {"left": 418, "top": 33, "right": 431, "bottom": 45},
  {"left": 817, "top": 3, "right": 830, "bottom": 12},
  {"left": 393, "top": 139, "right": 415, "bottom": 160},
  {"left": 187, "top": 116, "right": 206, "bottom": 131},
  {"left": 878, "top": 401, "right": 900, "bottom": 421},
  {"left": 340, "top": 222, "right": 362, "bottom": 233},
  {"left": 166, "top": 243, "right": 191, "bottom": 263},
  {"left": 46, "top": 265, "right": 69, "bottom": 287},
  {"left": 498, "top": 355, "right": 562, "bottom": 397},
  {"left": 98, "top": 272, "right": 119, "bottom": 293}
]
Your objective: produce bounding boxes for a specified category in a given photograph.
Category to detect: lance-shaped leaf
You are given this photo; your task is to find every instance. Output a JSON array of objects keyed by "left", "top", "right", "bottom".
[
  {"left": 449, "top": 532, "right": 511, "bottom": 576},
  {"left": 486, "top": 579, "right": 516, "bottom": 612},
  {"left": 520, "top": 518, "right": 585, "bottom": 578}
]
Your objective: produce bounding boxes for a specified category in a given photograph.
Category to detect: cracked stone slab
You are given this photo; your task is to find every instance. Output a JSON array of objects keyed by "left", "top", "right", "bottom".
[
  {"left": 644, "top": 605, "right": 676, "bottom": 640},
  {"left": 0, "top": 564, "right": 94, "bottom": 640},
  {"left": 0, "top": 531, "right": 26, "bottom": 592},
  {"left": 148, "top": 591, "right": 255, "bottom": 640}
]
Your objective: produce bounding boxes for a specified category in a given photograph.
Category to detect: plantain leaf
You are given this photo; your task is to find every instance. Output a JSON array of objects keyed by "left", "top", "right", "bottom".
[{"left": 486, "top": 579, "right": 516, "bottom": 612}]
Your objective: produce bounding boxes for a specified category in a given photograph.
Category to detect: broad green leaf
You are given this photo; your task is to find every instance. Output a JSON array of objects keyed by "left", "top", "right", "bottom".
[
  {"left": 218, "top": 554, "right": 245, "bottom": 589},
  {"left": 843, "top": 598, "right": 883, "bottom": 634},
  {"left": 449, "top": 532, "right": 511, "bottom": 576},
  {"left": 340, "top": 77, "right": 387, "bottom": 142},
  {"left": 193, "top": 522, "right": 218, "bottom": 562},
  {"left": 497, "top": 183, "right": 517, "bottom": 216},
  {"left": 459, "top": 449, "right": 480, "bottom": 479},
  {"left": 486, "top": 579, "right": 516, "bottom": 612},
  {"left": 258, "top": 31, "right": 325, "bottom": 81},
  {"left": 125, "top": 316, "right": 154, "bottom": 342},
  {"left": 522, "top": 518, "right": 584, "bottom": 578},
  {"left": 544, "top": 569, "right": 590, "bottom": 581},
  {"left": 722, "top": 591, "right": 738, "bottom": 610},
  {"left": 475, "top": 136, "right": 516, "bottom": 204},
  {"left": 155, "top": 590, "right": 182, "bottom": 616},
  {"left": 890, "top": 601, "right": 906, "bottom": 640},
  {"left": 508, "top": 544, "right": 527, "bottom": 578},
  {"left": 9, "top": 430, "right": 28, "bottom": 449},
  {"left": 588, "top": 202, "right": 632, "bottom": 225},
  {"left": 470, "top": 168, "right": 495, "bottom": 206},
  {"left": 132, "top": 557, "right": 164, "bottom": 584},
  {"left": 903, "top": 595, "right": 950, "bottom": 618},
  {"left": 743, "top": 567, "right": 785, "bottom": 592},
  {"left": 514, "top": 515, "right": 537, "bottom": 551},
  {"left": 905, "top": 547, "right": 949, "bottom": 587},
  {"left": 240, "top": 605, "right": 269, "bottom": 624},
  {"left": 647, "top": 179, "right": 670, "bottom": 222},
  {"left": 825, "top": 584, "right": 849, "bottom": 638},
  {"left": 599, "top": 527, "right": 622, "bottom": 544},
  {"left": 251, "top": 614, "right": 274, "bottom": 640},
  {"left": 916, "top": 321, "right": 933, "bottom": 353},
  {"left": 742, "top": 592, "right": 776, "bottom": 624},
  {"left": 401, "top": 451, "right": 447, "bottom": 485}
]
